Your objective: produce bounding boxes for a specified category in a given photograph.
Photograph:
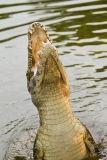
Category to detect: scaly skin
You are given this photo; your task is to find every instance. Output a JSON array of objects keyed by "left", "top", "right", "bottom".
[{"left": 27, "top": 22, "right": 101, "bottom": 160}]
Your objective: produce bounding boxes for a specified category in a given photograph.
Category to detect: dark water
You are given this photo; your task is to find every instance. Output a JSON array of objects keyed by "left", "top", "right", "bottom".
[{"left": 0, "top": 0, "right": 107, "bottom": 159}]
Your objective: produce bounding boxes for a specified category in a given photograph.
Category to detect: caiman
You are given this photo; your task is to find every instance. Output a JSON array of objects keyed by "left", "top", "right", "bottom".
[
  {"left": 4, "top": 22, "right": 102, "bottom": 160},
  {"left": 26, "top": 22, "right": 101, "bottom": 160}
]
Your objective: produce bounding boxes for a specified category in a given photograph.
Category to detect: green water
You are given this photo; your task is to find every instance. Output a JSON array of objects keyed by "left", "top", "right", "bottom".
[{"left": 0, "top": 0, "right": 107, "bottom": 158}]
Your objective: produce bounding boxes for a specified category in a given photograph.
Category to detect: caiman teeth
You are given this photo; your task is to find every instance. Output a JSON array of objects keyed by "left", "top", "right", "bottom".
[
  {"left": 28, "top": 22, "right": 46, "bottom": 34},
  {"left": 28, "top": 28, "right": 33, "bottom": 35},
  {"left": 28, "top": 22, "right": 52, "bottom": 43}
]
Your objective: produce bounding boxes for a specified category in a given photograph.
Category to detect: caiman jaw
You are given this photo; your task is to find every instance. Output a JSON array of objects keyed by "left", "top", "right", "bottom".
[
  {"left": 27, "top": 22, "right": 52, "bottom": 72},
  {"left": 27, "top": 22, "right": 68, "bottom": 93}
]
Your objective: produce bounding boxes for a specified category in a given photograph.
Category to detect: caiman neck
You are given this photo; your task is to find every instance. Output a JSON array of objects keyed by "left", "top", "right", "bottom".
[{"left": 36, "top": 83, "right": 73, "bottom": 127}]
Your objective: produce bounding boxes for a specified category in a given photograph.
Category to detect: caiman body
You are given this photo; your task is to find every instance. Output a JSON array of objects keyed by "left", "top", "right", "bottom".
[{"left": 4, "top": 22, "right": 101, "bottom": 160}]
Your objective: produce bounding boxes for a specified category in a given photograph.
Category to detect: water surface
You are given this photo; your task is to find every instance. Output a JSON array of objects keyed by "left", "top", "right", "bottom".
[{"left": 0, "top": 0, "right": 107, "bottom": 158}]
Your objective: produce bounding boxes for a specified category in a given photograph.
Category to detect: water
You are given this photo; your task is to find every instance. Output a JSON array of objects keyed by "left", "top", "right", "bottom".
[{"left": 0, "top": 0, "right": 107, "bottom": 158}]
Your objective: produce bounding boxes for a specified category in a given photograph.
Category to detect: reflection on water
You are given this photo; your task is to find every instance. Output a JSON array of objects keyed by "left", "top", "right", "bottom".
[{"left": 0, "top": 0, "right": 107, "bottom": 158}]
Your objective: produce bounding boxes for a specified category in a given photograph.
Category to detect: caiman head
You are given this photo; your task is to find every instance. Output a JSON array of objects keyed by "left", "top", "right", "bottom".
[{"left": 26, "top": 22, "right": 68, "bottom": 94}]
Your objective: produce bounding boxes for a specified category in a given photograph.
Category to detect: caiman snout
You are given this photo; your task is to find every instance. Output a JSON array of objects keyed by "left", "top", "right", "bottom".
[{"left": 28, "top": 22, "right": 52, "bottom": 72}]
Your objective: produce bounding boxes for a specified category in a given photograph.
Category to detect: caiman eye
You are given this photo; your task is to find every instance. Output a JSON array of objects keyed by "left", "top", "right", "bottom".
[{"left": 37, "top": 70, "right": 41, "bottom": 76}]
